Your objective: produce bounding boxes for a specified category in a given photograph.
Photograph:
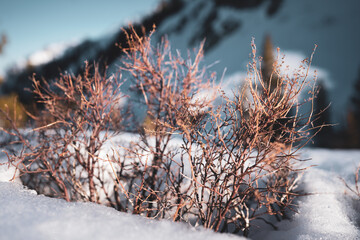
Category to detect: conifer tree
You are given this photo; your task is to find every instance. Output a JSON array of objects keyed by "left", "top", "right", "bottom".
[
  {"left": 262, "top": 34, "right": 278, "bottom": 93},
  {"left": 347, "top": 67, "right": 360, "bottom": 147},
  {"left": 313, "top": 81, "right": 332, "bottom": 147},
  {"left": 351, "top": 68, "right": 360, "bottom": 116},
  {"left": 0, "top": 34, "right": 6, "bottom": 54},
  {"left": 0, "top": 33, "right": 6, "bottom": 84},
  {"left": 261, "top": 35, "right": 289, "bottom": 141}
]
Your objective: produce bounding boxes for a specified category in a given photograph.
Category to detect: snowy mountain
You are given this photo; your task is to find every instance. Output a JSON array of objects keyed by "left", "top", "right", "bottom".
[
  {"left": 153, "top": 0, "right": 360, "bottom": 126},
  {"left": 2, "top": 0, "right": 360, "bottom": 128}
]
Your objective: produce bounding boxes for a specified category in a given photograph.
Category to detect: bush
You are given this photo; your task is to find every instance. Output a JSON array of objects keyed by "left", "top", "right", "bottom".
[
  {"left": 3, "top": 63, "right": 125, "bottom": 202},
  {"left": 2, "top": 27, "right": 318, "bottom": 237}
]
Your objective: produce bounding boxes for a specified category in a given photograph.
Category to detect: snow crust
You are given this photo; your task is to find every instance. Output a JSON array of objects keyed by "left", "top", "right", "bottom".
[
  {"left": 0, "top": 181, "right": 239, "bottom": 240},
  {"left": 252, "top": 149, "right": 360, "bottom": 240}
]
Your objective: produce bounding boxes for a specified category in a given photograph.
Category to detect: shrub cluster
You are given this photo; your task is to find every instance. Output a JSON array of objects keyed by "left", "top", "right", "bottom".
[{"left": 1, "top": 27, "right": 318, "bottom": 237}]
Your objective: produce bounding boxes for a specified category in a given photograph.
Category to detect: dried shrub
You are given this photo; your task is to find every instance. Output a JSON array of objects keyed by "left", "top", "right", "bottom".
[
  {"left": 2, "top": 26, "right": 318, "bottom": 237},
  {"left": 113, "top": 26, "right": 216, "bottom": 216},
  {"left": 4, "top": 63, "right": 125, "bottom": 202},
  {"left": 109, "top": 28, "right": 317, "bottom": 236},
  {"left": 164, "top": 41, "right": 318, "bottom": 236}
]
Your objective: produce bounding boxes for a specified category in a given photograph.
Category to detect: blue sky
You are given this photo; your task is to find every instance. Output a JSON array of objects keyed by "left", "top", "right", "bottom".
[{"left": 0, "top": 0, "right": 160, "bottom": 75}]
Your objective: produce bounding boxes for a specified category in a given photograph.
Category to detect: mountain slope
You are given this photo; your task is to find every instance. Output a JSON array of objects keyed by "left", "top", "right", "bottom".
[
  {"left": 2, "top": 0, "right": 359, "bottom": 126},
  {"left": 154, "top": 0, "right": 360, "bottom": 126}
]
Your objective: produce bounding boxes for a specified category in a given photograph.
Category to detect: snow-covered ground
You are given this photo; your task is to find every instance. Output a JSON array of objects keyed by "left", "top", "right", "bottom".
[
  {"left": 0, "top": 182, "right": 240, "bottom": 240},
  {"left": 1, "top": 137, "right": 359, "bottom": 240},
  {"left": 253, "top": 149, "right": 360, "bottom": 240}
]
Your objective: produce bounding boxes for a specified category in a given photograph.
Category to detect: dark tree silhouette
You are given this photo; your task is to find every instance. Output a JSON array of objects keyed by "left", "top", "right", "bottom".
[
  {"left": 313, "top": 81, "right": 332, "bottom": 147},
  {"left": 346, "top": 67, "right": 360, "bottom": 148}
]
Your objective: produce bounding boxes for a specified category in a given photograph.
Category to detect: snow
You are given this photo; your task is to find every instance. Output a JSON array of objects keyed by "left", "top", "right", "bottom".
[
  {"left": 13, "top": 41, "right": 78, "bottom": 71},
  {"left": 252, "top": 149, "right": 360, "bottom": 240},
  {"left": 27, "top": 42, "right": 73, "bottom": 66},
  {"left": 1, "top": 131, "right": 360, "bottom": 240},
  {"left": 253, "top": 165, "right": 360, "bottom": 240},
  {"left": 0, "top": 179, "right": 239, "bottom": 240}
]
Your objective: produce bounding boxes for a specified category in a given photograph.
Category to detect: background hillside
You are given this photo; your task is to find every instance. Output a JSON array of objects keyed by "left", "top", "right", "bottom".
[{"left": 1, "top": 0, "right": 360, "bottom": 147}]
